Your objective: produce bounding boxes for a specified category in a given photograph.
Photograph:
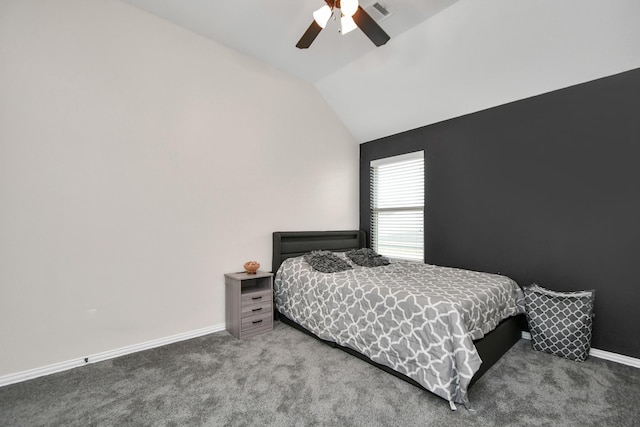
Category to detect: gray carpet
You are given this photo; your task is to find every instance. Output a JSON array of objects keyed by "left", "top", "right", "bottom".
[{"left": 1, "top": 322, "right": 639, "bottom": 426}]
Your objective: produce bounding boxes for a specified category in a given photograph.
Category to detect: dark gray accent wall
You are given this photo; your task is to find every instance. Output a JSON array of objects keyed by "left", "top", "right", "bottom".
[{"left": 360, "top": 68, "right": 640, "bottom": 359}]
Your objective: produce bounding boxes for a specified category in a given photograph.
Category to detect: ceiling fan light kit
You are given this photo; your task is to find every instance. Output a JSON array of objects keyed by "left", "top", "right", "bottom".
[
  {"left": 297, "top": 0, "right": 390, "bottom": 49},
  {"left": 313, "top": 5, "right": 333, "bottom": 28},
  {"left": 341, "top": 0, "right": 359, "bottom": 16},
  {"left": 341, "top": 15, "right": 358, "bottom": 35}
]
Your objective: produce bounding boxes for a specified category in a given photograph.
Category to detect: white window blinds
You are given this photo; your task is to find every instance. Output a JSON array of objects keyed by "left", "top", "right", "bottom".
[{"left": 370, "top": 152, "right": 424, "bottom": 262}]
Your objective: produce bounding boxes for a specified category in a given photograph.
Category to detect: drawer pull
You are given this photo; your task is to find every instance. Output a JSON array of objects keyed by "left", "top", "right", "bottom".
[
  {"left": 252, "top": 319, "right": 263, "bottom": 325},
  {"left": 252, "top": 307, "right": 263, "bottom": 312},
  {"left": 251, "top": 296, "right": 263, "bottom": 301}
]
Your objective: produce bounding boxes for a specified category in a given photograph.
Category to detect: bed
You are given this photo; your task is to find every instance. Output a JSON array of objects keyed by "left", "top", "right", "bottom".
[{"left": 272, "top": 230, "right": 525, "bottom": 409}]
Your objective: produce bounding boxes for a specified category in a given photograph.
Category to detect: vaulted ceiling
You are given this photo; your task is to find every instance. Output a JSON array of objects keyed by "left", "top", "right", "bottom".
[
  {"left": 120, "top": 0, "right": 640, "bottom": 143},
  {"left": 120, "top": 0, "right": 459, "bottom": 83}
]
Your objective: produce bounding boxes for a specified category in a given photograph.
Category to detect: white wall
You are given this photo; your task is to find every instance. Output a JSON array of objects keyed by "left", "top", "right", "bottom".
[
  {"left": 0, "top": 0, "right": 358, "bottom": 377},
  {"left": 317, "top": 0, "right": 640, "bottom": 142}
]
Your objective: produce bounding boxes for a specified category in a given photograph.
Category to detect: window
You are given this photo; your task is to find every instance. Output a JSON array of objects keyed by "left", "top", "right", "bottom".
[{"left": 370, "top": 151, "right": 424, "bottom": 262}]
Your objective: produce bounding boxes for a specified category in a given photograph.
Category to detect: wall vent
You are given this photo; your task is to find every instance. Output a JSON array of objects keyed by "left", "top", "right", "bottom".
[{"left": 364, "top": 1, "right": 392, "bottom": 22}]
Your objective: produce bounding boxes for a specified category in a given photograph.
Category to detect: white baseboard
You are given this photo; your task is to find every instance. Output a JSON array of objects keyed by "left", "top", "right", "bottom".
[
  {"left": 0, "top": 323, "right": 226, "bottom": 388},
  {"left": 3, "top": 325, "right": 636, "bottom": 388},
  {"left": 588, "top": 348, "right": 640, "bottom": 368},
  {"left": 521, "top": 331, "right": 640, "bottom": 369}
]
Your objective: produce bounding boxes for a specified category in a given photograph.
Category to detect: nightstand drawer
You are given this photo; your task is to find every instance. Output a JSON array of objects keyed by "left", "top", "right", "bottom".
[
  {"left": 241, "top": 301, "right": 272, "bottom": 318},
  {"left": 241, "top": 311, "right": 273, "bottom": 332},
  {"left": 241, "top": 289, "right": 271, "bottom": 306}
]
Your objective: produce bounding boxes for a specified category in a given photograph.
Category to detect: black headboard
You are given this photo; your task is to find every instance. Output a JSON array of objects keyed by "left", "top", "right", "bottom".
[{"left": 272, "top": 230, "right": 366, "bottom": 273}]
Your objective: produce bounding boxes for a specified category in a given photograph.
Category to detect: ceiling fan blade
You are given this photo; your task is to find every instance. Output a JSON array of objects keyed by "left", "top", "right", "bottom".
[
  {"left": 296, "top": 21, "right": 323, "bottom": 49},
  {"left": 352, "top": 6, "right": 390, "bottom": 47}
]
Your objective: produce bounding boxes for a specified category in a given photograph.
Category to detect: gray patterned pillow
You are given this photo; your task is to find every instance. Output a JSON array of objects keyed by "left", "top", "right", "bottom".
[
  {"left": 303, "top": 251, "right": 353, "bottom": 273},
  {"left": 524, "top": 284, "right": 595, "bottom": 362},
  {"left": 345, "top": 248, "right": 390, "bottom": 267}
]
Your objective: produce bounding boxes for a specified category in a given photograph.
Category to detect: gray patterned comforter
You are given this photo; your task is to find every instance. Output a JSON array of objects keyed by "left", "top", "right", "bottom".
[{"left": 274, "top": 256, "right": 524, "bottom": 405}]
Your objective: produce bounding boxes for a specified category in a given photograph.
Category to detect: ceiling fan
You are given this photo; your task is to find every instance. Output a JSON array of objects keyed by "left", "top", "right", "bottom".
[{"left": 296, "top": 0, "right": 390, "bottom": 49}]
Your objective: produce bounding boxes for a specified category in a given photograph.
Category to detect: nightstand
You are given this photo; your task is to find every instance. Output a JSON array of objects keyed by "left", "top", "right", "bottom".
[{"left": 224, "top": 271, "right": 274, "bottom": 339}]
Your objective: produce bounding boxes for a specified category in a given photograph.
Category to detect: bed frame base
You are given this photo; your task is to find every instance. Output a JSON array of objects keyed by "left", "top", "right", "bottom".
[
  {"left": 471, "top": 313, "right": 526, "bottom": 386},
  {"left": 278, "top": 312, "right": 525, "bottom": 390}
]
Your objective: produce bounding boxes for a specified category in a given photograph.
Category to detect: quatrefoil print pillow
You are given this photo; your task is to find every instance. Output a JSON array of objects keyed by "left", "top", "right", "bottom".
[{"left": 524, "top": 284, "right": 595, "bottom": 362}]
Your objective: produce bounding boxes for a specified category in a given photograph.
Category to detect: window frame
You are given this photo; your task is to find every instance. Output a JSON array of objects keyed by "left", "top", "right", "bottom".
[{"left": 369, "top": 151, "right": 425, "bottom": 262}]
